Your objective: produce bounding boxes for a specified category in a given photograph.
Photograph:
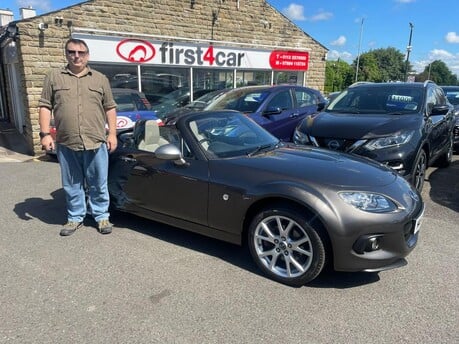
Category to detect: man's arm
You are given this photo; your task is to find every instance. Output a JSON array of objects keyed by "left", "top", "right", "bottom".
[
  {"left": 105, "top": 107, "right": 117, "bottom": 153},
  {"left": 38, "top": 106, "right": 54, "bottom": 151}
]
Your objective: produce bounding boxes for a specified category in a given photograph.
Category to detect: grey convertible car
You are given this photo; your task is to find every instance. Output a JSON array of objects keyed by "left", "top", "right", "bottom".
[{"left": 108, "top": 110, "right": 424, "bottom": 286}]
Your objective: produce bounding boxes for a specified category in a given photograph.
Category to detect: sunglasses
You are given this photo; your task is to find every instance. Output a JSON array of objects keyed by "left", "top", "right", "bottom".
[{"left": 67, "top": 50, "right": 88, "bottom": 56}]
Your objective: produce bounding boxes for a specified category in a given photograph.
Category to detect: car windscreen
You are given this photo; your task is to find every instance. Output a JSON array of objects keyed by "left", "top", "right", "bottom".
[
  {"left": 187, "top": 112, "right": 279, "bottom": 158},
  {"left": 327, "top": 86, "right": 423, "bottom": 114},
  {"left": 205, "top": 89, "right": 270, "bottom": 113}
]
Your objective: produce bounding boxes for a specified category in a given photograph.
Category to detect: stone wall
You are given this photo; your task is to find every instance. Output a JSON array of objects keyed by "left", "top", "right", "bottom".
[{"left": 12, "top": 0, "right": 327, "bottom": 155}]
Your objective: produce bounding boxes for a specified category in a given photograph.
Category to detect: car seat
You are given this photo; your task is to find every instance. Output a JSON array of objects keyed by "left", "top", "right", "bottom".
[{"left": 137, "top": 120, "right": 169, "bottom": 152}]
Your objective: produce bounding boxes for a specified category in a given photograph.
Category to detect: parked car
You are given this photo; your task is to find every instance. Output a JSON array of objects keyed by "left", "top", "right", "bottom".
[
  {"left": 112, "top": 88, "right": 162, "bottom": 131},
  {"left": 150, "top": 88, "right": 216, "bottom": 119},
  {"left": 108, "top": 110, "right": 424, "bottom": 286},
  {"left": 47, "top": 88, "right": 161, "bottom": 155},
  {"left": 163, "top": 88, "right": 232, "bottom": 124},
  {"left": 205, "top": 85, "right": 327, "bottom": 142},
  {"left": 294, "top": 81, "right": 455, "bottom": 191},
  {"left": 325, "top": 91, "right": 341, "bottom": 103},
  {"left": 440, "top": 85, "right": 459, "bottom": 150},
  {"left": 110, "top": 75, "right": 180, "bottom": 106}
]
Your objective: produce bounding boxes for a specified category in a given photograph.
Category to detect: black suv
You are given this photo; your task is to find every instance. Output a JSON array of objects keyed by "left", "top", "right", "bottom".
[
  {"left": 294, "top": 81, "right": 455, "bottom": 191},
  {"left": 441, "top": 85, "right": 459, "bottom": 151}
]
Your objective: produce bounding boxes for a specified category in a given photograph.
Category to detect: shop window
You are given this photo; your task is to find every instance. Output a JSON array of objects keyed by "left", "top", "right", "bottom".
[
  {"left": 193, "top": 68, "right": 234, "bottom": 90},
  {"left": 236, "top": 70, "right": 272, "bottom": 87},
  {"left": 90, "top": 63, "right": 137, "bottom": 85},
  {"left": 274, "top": 71, "right": 304, "bottom": 86}
]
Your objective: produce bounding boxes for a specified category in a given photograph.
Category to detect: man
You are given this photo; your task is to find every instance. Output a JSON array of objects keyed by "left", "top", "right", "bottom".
[{"left": 39, "top": 38, "right": 117, "bottom": 236}]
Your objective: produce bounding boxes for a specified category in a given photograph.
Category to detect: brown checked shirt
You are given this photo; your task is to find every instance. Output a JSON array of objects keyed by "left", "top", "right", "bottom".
[{"left": 39, "top": 66, "right": 116, "bottom": 151}]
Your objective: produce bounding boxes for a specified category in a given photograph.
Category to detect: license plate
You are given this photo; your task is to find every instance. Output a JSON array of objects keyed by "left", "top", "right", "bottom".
[{"left": 413, "top": 207, "right": 424, "bottom": 234}]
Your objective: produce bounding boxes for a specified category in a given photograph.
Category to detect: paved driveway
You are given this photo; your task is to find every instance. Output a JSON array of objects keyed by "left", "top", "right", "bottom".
[{"left": 0, "top": 157, "right": 457, "bottom": 343}]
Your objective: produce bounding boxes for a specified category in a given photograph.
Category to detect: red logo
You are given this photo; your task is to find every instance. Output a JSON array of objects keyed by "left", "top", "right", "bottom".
[
  {"left": 116, "top": 39, "right": 155, "bottom": 63},
  {"left": 269, "top": 50, "right": 309, "bottom": 71}
]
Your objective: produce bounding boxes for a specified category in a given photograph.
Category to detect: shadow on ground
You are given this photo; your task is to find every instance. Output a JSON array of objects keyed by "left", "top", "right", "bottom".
[
  {"left": 111, "top": 211, "right": 381, "bottom": 289},
  {"left": 428, "top": 160, "right": 459, "bottom": 213}
]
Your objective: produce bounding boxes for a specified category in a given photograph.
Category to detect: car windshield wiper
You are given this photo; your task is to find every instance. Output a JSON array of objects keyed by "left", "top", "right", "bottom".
[{"left": 247, "top": 143, "right": 278, "bottom": 157}]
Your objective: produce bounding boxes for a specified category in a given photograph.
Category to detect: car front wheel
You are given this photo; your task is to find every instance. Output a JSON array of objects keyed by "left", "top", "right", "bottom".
[
  {"left": 412, "top": 149, "right": 427, "bottom": 192},
  {"left": 248, "top": 206, "right": 326, "bottom": 287},
  {"left": 435, "top": 133, "right": 453, "bottom": 168}
]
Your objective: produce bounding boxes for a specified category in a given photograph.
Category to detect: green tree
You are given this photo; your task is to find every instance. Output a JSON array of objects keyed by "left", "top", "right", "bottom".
[
  {"left": 325, "top": 59, "right": 358, "bottom": 92},
  {"left": 353, "top": 53, "right": 380, "bottom": 82},
  {"left": 324, "top": 59, "right": 355, "bottom": 93},
  {"left": 416, "top": 60, "right": 458, "bottom": 85},
  {"left": 370, "top": 47, "right": 407, "bottom": 81}
]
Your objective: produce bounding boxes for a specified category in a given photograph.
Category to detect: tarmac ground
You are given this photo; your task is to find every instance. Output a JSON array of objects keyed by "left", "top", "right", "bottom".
[{"left": 0, "top": 121, "right": 42, "bottom": 163}]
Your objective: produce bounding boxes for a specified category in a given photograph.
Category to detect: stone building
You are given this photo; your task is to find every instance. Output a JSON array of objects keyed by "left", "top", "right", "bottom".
[{"left": 0, "top": 0, "right": 328, "bottom": 155}]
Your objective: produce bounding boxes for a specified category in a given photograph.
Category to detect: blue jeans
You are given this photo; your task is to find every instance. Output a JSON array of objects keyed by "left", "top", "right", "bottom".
[{"left": 57, "top": 143, "right": 110, "bottom": 223}]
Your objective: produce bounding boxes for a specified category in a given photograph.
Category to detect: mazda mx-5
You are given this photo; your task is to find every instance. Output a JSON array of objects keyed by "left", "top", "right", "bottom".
[{"left": 108, "top": 110, "right": 424, "bottom": 286}]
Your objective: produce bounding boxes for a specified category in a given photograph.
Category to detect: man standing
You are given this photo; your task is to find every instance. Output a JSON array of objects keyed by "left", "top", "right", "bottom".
[{"left": 39, "top": 38, "right": 117, "bottom": 236}]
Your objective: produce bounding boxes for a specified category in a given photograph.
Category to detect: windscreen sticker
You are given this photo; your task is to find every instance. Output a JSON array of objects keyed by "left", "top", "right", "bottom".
[
  {"left": 386, "top": 95, "right": 418, "bottom": 110},
  {"left": 388, "top": 95, "right": 414, "bottom": 102}
]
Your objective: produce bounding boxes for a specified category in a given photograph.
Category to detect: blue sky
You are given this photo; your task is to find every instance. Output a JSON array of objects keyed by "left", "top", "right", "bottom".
[{"left": 2, "top": 0, "right": 459, "bottom": 76}]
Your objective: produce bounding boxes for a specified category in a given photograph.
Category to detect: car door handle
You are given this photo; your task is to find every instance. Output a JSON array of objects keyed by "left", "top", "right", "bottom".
[
  {"left": 120, "top": 156, "right": 137, "bottom": 163},
  {"left": 290, "top": 113, "right": 300, "bottom": 118}
]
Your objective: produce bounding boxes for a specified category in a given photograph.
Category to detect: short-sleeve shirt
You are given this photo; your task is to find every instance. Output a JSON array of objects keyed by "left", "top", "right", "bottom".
[{"left": 39, "top": 66, "right": 117, "bottom": 151}]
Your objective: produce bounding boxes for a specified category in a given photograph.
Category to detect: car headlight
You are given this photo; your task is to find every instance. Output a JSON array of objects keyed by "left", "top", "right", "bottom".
[
  {"left": 339, "top": 192, "right": 398, "bottom": 213},
  {"left": 365, "top": 131, "right": 414, "bottom": 150},
  {"left": 293, "top": 128, "right": 311, "bottom": 144}
]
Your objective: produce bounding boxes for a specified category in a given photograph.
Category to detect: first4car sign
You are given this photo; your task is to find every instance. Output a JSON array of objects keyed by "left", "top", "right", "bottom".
[{"left": 75, "top": 34, "right": 309, "bottom": 71}]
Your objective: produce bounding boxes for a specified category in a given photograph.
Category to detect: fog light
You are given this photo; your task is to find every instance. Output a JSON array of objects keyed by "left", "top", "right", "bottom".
[
  {"left": 353, "top": 234, "right": 383, "bottom": 254},
  {"left": 368, "top": 237, "right": 380, "bottom": 251}
]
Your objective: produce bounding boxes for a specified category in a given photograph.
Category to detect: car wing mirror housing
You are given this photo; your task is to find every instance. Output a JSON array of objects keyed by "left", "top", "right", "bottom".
[
  {"left": 263, "top": 107, "right": 283, "bottom": 115},
  {"left": 155, "top": 144, "right": 187, "bottom": 166},
  {"left": 430, "top": 104, "right": 450, "bottom": 116}
]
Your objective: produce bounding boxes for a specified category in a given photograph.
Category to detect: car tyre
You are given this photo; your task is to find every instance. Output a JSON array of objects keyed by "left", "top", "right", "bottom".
[
  {"left": 435, "top": 133, "right": 453, "bottom": 168},
  {"left": 412, "top": 149, "right": 427, "bottom": 192},
  {"left": 248, "top": 206, "right": 326, "bottom": 287}
]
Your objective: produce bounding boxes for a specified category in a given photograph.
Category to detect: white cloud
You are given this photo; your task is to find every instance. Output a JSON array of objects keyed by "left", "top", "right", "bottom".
[
  {"left": 309, "top": 11, "right": 333, "bottom": 22},
  {"left": 429, "top": 49, "right": 454, "bottom": 59},
  {"left": 330, "top": 36, "right": 346, "bottom": 46},
  {"left": 413, "top": 49, "right": 459, "bottom": 76},
  {"left": 327, "top": 50, "right": 353, "bottom": 62},
  {"left": 282, "top": 4, "right": 332, "bottom": 22},
  {"left": 445, "top": 32, "right": 459, "bottom": 44},
  {"left": 283, "top": 4, "right": 306, "bottom": 21}
]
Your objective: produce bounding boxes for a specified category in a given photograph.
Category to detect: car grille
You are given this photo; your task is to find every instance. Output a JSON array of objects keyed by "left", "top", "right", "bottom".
[
  {"left": 454, "top": 124, "right": 459, "bottom": 139},
  {"left": 313, "top": 137, "right": 360, "bottom": 152}
]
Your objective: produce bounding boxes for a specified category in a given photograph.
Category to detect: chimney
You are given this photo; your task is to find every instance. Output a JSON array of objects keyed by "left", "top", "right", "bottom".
[
  {"left": 0, "top": 8, "right": 14, "bottom": 26},
  {"left": 20, "top": 6, "right": 36, "bottom": 19}
]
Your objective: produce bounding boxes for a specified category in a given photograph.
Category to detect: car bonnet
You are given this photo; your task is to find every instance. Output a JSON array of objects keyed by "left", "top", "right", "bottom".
[
  {"left": 302, "top": 111, "right": 419, "bottom": 139},
  {"left": 231, "top": 146, "right": 398, "bottom": 188}
]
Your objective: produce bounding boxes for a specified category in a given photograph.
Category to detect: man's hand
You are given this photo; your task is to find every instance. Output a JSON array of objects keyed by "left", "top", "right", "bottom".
[
  {"left": 106, "top": 133, "right": 118, "bottom": 153},
  {"left": 41, "top": 136, "right": 55, "bottom": 152}
]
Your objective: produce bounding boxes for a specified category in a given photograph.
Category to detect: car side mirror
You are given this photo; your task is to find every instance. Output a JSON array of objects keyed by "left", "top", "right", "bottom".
[
  {"left": 155, "top": 144, "right": 187, "bottom": 166},
  {"left": 317, "top": 102, "right": 326, "bottom": 111},
  {"left": 263, "top": 107, "right": 283, "bottom": 115},
  {"left": 430, "top": 104, "right": 450, "bottom": 116}
]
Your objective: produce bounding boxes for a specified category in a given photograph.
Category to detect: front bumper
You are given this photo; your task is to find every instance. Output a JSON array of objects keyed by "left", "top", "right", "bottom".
[{"left": 332, "top": 204, "right": 423, "bottom": 272}]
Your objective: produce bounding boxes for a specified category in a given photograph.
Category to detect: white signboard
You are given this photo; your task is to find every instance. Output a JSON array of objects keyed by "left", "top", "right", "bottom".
[{"left": 73, "top": 34, "right": 309, "bottom": 71}]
